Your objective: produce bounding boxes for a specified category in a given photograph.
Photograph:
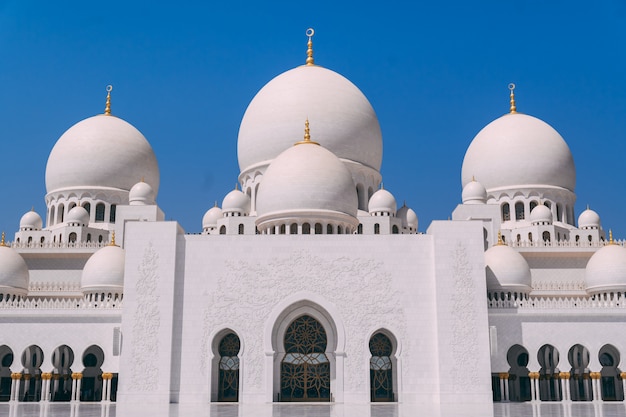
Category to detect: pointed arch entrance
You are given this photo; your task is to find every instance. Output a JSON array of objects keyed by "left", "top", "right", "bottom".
[
  {"left": 599, "top": 344, "right": 624, "bottom": 401},
  {"left": 369, "top": 332, "right": 395, "bottom": 402},
  {"left": 218, "top": 332, "right": 240, "bottom": 402}
]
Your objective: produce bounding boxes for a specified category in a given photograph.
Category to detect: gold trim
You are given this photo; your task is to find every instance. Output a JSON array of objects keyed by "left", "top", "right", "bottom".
[
  {"left": 104, "top": 85, "right": 113, "bottom": 115},
  {"left": 498, "top": 372, "right": 509, "bottom": 379},
  {"left": 102, "top": 372, "right": 114, "bottom": 380},
  {"left": 508, "top": 83, "right": 517, "bottom": 114},
  {"left": 0, "top": 232, "right": 6, "bottom": 247},
  {"left": 528, "top": 372, "right": 540, "bottom": 379},
  {"left": 305, "top": 28, "right": 315, "bottom": 66},
  {"left": 71, "top": 372, "right": 83, "bottom": 380},
  {"left": 559, "top": 372, "right": 571, "bottom": 379},
  {"left": 11, "top": 372, "right": 22, "bottom": 380},
  {"left": 590, "top": 372, "right": 601, "bottom": 379},
  {"left": 41, "top": 373, "right": 52, "bottom": 380}
]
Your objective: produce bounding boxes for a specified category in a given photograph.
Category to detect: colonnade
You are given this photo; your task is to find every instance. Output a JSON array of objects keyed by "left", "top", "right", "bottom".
[{"left": 7, "top": 372, "right": 115, "bottom": 403}]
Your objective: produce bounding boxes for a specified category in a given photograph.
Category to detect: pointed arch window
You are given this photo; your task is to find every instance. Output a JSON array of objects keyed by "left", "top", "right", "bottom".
[
  {"left": 502, "top": 203, "right": 510, "bottom": 221},
  {"left": 515, "top": 202, "right": 525, "bottom": 220},
  {"left": 218, "top": 333, "right": 240, "bottom": 402},
  {"left": 369, "top": 333, "right": 394, "bottom": 402}
]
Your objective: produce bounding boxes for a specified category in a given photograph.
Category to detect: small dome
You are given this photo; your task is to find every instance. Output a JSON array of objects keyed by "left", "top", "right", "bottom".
[
  {"left": 129, "top": 181, "right": 155, "bottom": 205},
  {"left": 202, "top": 205, "right": 223, "bottom": 229},
  {"left": 238, "top": 65, "right": 382, "bottom": 174},
  {"left": 369, "top": 188, "right": 397, "bottom": 215},
  {"left": 20, "top": 210, "right": 43, "bottom": 230},
  {"left": 81, "top": 244, "right": 125, "bottom": 293},
  {"left": 485, "top": 244, "right": 532, "bottom": 294},
  {"left": 579, "top": 208, "right": 601, "bottom": 230},
  {"left": 256, "top": 140, "right": 358, "bottom": 227},
  {"left": 66, "top": 206, "right": 90, "bottom": 226},
  {"left": 46, "top": 114, "right": 160, "bottom": 196},
  {"left": 0, "top": 245, "right": 29, "bottom": 296},
  {"left": 222, "top": 189, "right": 251, "bottom": 216},
  {"left": 530, "top": 204, "right": 553, "bottom": 225},
  {"left": 462, "top": 179, "right": 487, "bottom": 204},
  {"left": 397, "top": 204, "right": 418, "bottom": 231},
  {"left": 462, "top": 113, "right": 575, "bottom": 193},
  {"left": 585, "top": 243, "right": 626, "bottom": 294}
]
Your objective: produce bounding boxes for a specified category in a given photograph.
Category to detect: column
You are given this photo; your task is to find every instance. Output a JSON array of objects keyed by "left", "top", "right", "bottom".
[
  {"left": 71, "top": 373, "right": 82, "bottom": 402},
  {"left": 499, "top": 372, "right": 509, "bottom": 402},
  {"left": 560, "top": 372, "right": 571, "bottom": 402},
  {"left": 528, "top": 372, "right": 539, "bottom": 402},
  {"left": 590, "top": 372, "right": 601, "bottom": 402},
  {"left": 41, "top": 373, "right": 52, "bottom": 402},
  {"left": 102, "top": 373, "right": 113, "bottom": 402},
  {"left": 10, "top": 373, "right": 21, "bottom": 402}
]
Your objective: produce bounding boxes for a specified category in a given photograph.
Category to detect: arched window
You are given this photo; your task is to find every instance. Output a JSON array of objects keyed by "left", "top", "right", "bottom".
[
  {"left": 95, "top": 203, "right": 105, "bottom": 222},
  {"left": 238, "top": 224, "right": 244, "bottom": 235},
  {"left": 556, "top": 204, "right": 563, "bottom": 222},
  {"left": 40, "top": 237, "right": 45, "bottom": 245},
  {"left": 290, "top": 223, "right": 298, "bottom": 235},
  {"left": 218, "top": 333, "right": 240, "bottom": 402},
  {"left": 528, "top": 233, "right": 533, "bottom": 243},
  {"left": 369, "top": 333, "right": 394, "bottom": 402},
  {"left": 315, "top": 223, "right": 322, "bottom": 234},
  {"left": 19, "top": 345, "right": 44, "bottom": 402},
  {"left": 599, "top": 344, "right": 624, "bottom": 401},
  {"left": 327, "top": 224, "right": 333, "bottom": 234},
  {"left": 50, "top": 345, "right": 74, "bottom": 402},
  {"left": 374, "top": 224, "right": 380, "bottom": 235},
  {"left": 27, "top": 237, "right": 33, "bottom": 245},
  {"left": 279, "top": 224, "right": 286, "bottom": 235},
  {"left": 280, "top": 315, "right": 330, "bottom": 401},
  {"left": 516, "top": 234, "right": 521, "bottom": 243},
  {"left": 49, "top": 206, "right": 56, "bottom": 226},
  {"left": 302, "top": 223, "right": 311, "bottom": 235},
  {"left": 220, "top": 226, "right": 226, "bottom": 235},
  {"left": 502, "top": 203, "right": 510, "bottom": 221},
  {"left": 515, "top": 202, "right": 525, "bottom": 220},
  {"left": 58, "top": 204, "right": 65, "bottom": 223},
  {"left": 80, "top": 345, "right": 104, "bottom": 402},
  {"left": 392, "top": 225, "right": 399, "bottom": 234},
  {"left": 588, "top": 235, "right": 592, "bottom": 243},
  {"left": 530, "top": 201, "right": 538, "bottom": 212},
  {"left": 568, "top": 344, "right": 592, "bottom": 401},
  {"left": 337, "top": 225, "right": 342, "bottom": 235},
  {"left": 543, "top": 231, "right": 551, "bottom": 242},
  {"left": 87, "top": 234, "right": 91, "bottom": 242},
  {"left": 82, "top": 202, "right": 90, "bottom": 215},
  {"left": 538, "top": 344, "right": 562, "bottom": 401},
  {"left": 109, "top": 205, "right": 116, "bottom": 222},
  {"left": 69, "top": 233, "right": 77, "bottom": 243},
  {"left": 98, "top": 235, "right": 103, "bottom": 243},
  {"left": 357, "top": 224, "right": 363, "bottom": 234}
]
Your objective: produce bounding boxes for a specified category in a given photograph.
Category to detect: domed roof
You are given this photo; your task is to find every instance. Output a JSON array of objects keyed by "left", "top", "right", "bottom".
[
  {"left": 222, "top": 188, "right": 251, "bottom": 216},
  {"left": 81, "top": 243, "right": 125, "bottom": 292},
  {"left": 369, "top": 188, "right": 397, "bottom": 215},
  {"left": 461, "top": 112, "right": 575, "bottom": 193},
  {"left": 20, "top": 210, "right": 42, "bottom": 230},
  {"left": 202, "top": 205, "right": 223, "bottom": 229},
  {"left": 46, "top": 114, "right": 160, "bottom": 196},
  {"left": 237, "top": 65, "right": 382, "bottom": 174},
  {"left": 585, "top": 239, "right": 626, "bottom": 294},
  {"left": 397, "top": 204, "right": 418, "bottom": 231},
  {"left": 530, "top": 204, "right": 553, "bottom": 224},
  {"left": 579, "top": 207, "right": 601, "bottom": 229},
  {"left": 462, "top": 179, "right": 487, "bottom": 204},
  {"left": 256, "top": 129, "right": 358, "bottom": 222},
  {"left": 485, "top": 242, "right": 532, "bottom": 294},
  {"left": 0, "top": 243, "right": 29, "bottom": 295},
  {"left": 129, "top": 180, "right": 155, "bottom": 205},
  {"left": 66, "top": 206, "right": 90, "bottom": 226}
]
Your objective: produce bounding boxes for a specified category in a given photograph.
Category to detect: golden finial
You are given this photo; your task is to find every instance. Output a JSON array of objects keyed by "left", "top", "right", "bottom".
[
  {"left": 609, "top": 230, "right": 615, "bottom": 245},
  {"left": 0, "top": 232, "right": 5, "bottom": 247},
  {"left": 508, "top": 83, "right": 517, "bottom": 114},
  {"left": 496, "top": 230, "right": 505, "bottom": 246},
  {"left": 109, "top": 231, "right": 117, "bottom": 246},
  {"left": 294, "top": 119, "right": 320, "bottom": 145},
  {"left": 214, "top": 201, "right": 218, "bottom": 208},
  {"left": 305, "top": 28, "right": 315, "bottom": 66},
  {"left": 586, "top": 204, "right": 590, "bottom": 210},
  {"left": 472, "top": 175, "right": 476, "bottom": 182},
  {"left": 104, "top": 85, "right": 113, "bottom": 115}
]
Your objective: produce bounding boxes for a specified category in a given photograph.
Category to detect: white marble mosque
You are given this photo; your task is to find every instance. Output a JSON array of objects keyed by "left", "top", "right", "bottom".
[{"left": 1, "top": 29, "right": 625, "bottom": 417}]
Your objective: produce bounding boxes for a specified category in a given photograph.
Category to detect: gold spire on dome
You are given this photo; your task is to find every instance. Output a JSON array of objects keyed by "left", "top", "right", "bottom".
[
  {"left": 0, "top": 232, "right": 5, "bottom": 247},
  {"left": 609, "top": 230, "right": 615, "bottom": 245},
  {"left": 508, "top": 83, "right": 517, "bottom": 114},
  {"left": 496, "top": 230, "right": 506, "bottom": 246},
  {"left": 294, "top": 119, "right": 320, "bottom": 145},
  {"left": 305, "top": 28, "right": 315, "bottom": 66},
  {"left": 104, "top": 85, "right": 113, "bottom": 115},
  {"left": 109, "top": 232, "right": 118, "bottom": 246}
]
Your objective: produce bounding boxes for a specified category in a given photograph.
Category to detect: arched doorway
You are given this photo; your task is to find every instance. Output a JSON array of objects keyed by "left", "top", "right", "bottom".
[
  {"left": 19, "top": 345, "right": 43, "bottom": 402},
  {"left": 81, "top": 345, "right": 104, "bottom": 401},
  {"left": 599, "top": 344, "right": 624, "bottom": 401},
  {"left": 538, "top": 344, "right": 561, "bottom": 401},
  {"left": 0, "top": 346, "right": 13, "bottom": 401},
  {"left": 217, "top": 333, "right": 240, "bottom": 402},
  {"left": 369, "top": 332, "right": 394, "bottom": 402},
  {"left": 568, "top": 344, "right": 592, "bottom": 401},
  {"left": 506, "top": 344, "right": 531, "bottom": 402},
  {"left": 50, "top": 345, "right": 74, "bottom": 402},
  {"left": 280, "top": 315, "right": 330, "bottom": 402}
]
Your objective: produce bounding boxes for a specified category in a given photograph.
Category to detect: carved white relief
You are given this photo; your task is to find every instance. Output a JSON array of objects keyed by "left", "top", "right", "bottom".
[
  {"left": 200, "top": 250, "right": 408, "bottom": 392},
  {"left": 130, "top": 242, "right": 161, "bottom": 391}
]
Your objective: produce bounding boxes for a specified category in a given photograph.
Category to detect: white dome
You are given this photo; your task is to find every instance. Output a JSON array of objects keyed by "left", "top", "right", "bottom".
[
  {"left": 46, "top": 115, "right": 160, "bottom": 195},
  {"left": 579, "top": 208, "right": 601, "bottom": 229},
  {"left": 485, "top": 244, "right": 532, "bottom": 294},
  {"left": 461, "top": 113, "right": 575, "bottom": 193},
  {"left": 530, "top": 204, "right": 553, "bottom": 225},
  {"left": 585, "top": 243, "right": 626, "bottom": 294},
  {"left": 20, "top": 210, "right": 43, "bottom": 230},
  {"left": 369, "top": 189, "right": 397, "bottom": 215},
  {"left": 222, "top": 189, "right": 251, "bottom": 216},
  {"left": 81, "top": 245, "right": 125, "bottom": 292},
  {"left": 397, "top": 204, "right": 418, "bottom": 231},
  {"left": 129, "top": 181, "right": 155, "bottom": 205},
  {"left": 462, "top": 179, "right": 487, "bottom": 204},
  {"left": 256, "top": 141, "right": 358, "bottom": 224},
  {"left": 238, "top": 65, "right": 382, "bottom": 173},
  {"left": 202, "top": 205, "right": 223, "bottom": 229},
  {"left": 66, "top": 206, "right": 90, "bottom": 226},
  {"left": 0, "top": 245, "right": 29, "bottom": 295}
]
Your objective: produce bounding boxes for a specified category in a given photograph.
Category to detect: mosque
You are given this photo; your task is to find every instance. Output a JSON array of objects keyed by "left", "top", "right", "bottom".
[{"left": 0, "top": 28, "right": 625, "bottom": 411}]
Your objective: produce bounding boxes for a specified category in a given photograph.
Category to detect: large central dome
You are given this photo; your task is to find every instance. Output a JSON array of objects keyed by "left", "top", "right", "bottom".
[{"left": 237, "top": 65, "right": 383, "bottom": 173}]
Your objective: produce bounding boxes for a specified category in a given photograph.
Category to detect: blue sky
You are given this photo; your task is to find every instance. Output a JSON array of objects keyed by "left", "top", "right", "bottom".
[{"left": 0, "top": 0, "right": 625, "bottom": 237}]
